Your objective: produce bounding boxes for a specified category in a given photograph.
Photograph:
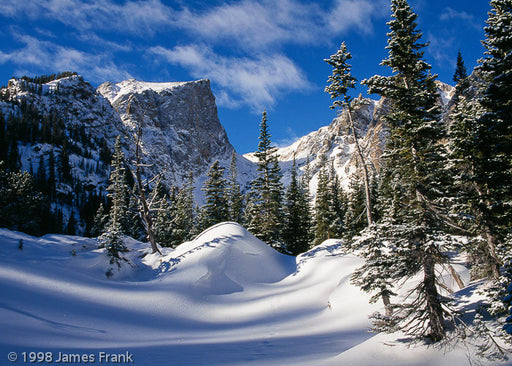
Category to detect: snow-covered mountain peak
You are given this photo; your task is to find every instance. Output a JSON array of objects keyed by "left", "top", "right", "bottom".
[{"left": 97, "top": 78, "right": 210, "bottom": 105}]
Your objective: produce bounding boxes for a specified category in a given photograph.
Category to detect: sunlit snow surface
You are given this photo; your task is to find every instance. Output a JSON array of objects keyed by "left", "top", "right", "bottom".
[{"left": 0, "top": 223, "right": 509, "bottom": 365}]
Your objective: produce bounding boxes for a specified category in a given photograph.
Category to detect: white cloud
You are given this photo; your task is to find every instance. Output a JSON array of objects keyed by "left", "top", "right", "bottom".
[
  {"left": 150, "top": 45, "right": 312, "bottom": 112},
  {"left": 176, "top": 0, "right": 386, "bottom": 50},
  {"left": 0, "top": 35, "right": 132, "bottom": 83},
  {"left": 0, "top": 0, "right": 174, "bottom": 36},
  {"left": 426, "top": 32, "right": 456, "bottom": 70},
  {"left": 440, "top": 7, "right": 481, "bottom": 30},
  {"left": 2, "top": 0, "right": 386, "bottom": 46},
  {"left": 1, "top": 0, "right": 389, "bottom": 110}
]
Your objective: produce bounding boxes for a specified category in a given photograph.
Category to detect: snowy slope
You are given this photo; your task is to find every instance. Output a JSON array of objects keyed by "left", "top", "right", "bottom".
[{"left": 0, "top": 224, "right": 509, "bottom": 365}]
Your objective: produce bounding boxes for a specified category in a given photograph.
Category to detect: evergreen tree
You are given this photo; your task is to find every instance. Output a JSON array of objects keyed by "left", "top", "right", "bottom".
[
  {"left": 361, "top": 0, "right": 450, "bottom": 341},
  {"left": 472, "top": 0, "right": 512, "bottom": 279},
  {"left": 227, "top": 151, "right": 244, "bottom": 223},
  {"left": 66, "top": 212, "right": 77, "bottom": 235},
  {"left": 0, "top": 162, "right": 47, "bottom": 236},
  {"left": 247, "top": 111, "right": 284, "bottom": 247},
  {"left": 58, "top": 144, "right": 71, "bottom": 183},
  {"left": 313, "top": 164, "right": 333, "bottom": 245},
  {"left": 126, "top": 185, "right": 145, "bottom": 241},
  {"left": 198, "top": 160, "right": 229, "bottom": 230},
  {"left": 325, "top": 42, "right": 374, "bottom": 227},
  {"left": 153, "top": 192, "right": 174, "bottom": 247},
  {"left": 48, "top": 148, "right": 56, "bottom": 199},
  {"left": 91, "top": 203, "right": 108, "bottom": 237},
  {"left": 345, "top": 174, "right": 366, "bottom": 237},
  {"left": 328, "top": 161, "right": 347, "bottom": 238},
  {"left": 282, "top": 158, "right": 313, "bottom": 255},
  {"left": 170, "top": 173, "right": 196, "bottom": 247},
  {"left": 98, "top": 137, "right": 129, "bottom": 260},
  {"left": 453, "top": 50, "right": 468, "bottom": 84}
]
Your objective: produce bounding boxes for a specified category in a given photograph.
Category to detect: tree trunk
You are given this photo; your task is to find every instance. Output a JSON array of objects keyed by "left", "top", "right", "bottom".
[
  {"left": 423, "top": 249, "right": 445, "bottom": 341},
  {"left": 134, "top": 125, "right": 161, "bottom": 255},
  {"left": 347, "top": 107, "right": 373, "bottom": 227},
  {"left": 474, "top": 184, "right": 501, "bottom": 278},
  {"left": 381, "top": 288, "right": 393, "bottom": 317}
]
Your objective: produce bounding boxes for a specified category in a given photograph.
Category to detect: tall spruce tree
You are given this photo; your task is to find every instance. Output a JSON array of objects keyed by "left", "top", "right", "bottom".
[
  {"left": 361, "top": 0, "right": 450, "bottom": 341},
  {"left": 453, "top": 50, "right": 468, "bottom": 84},
  {"left": 313, "top": 164, "right": 333, "bottom": 245},
  {"left": 227, "top": 151, "right": 244, "bottom": 223},
  {"left": 473, "top": 0, "right": 512, "bottom": 279},
  {"left": 98, "top": 137, "right": 129, "bottom": 260},
  {"left": 325, "top": 42, "right": 374, "bottom": 227},
  {"left": 282, "top": 158, "right": 313, "bottom": 255},
  {"left": 199, "top": 160, "right": 229, "bottom": 230},
  {"left": 170, "top": 173, "right": 196, "bottom": 247},
  {"left": 247, "top": 111, "right": 284, "bottom": 247},
  {"left": 328, "top": 161, "right": 347, "bottom": 238}
]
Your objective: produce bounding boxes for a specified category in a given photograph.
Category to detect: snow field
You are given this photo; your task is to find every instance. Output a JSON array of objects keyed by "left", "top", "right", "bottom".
[{"left": 0, "top": 224, "right": 509, "bottom": 365}]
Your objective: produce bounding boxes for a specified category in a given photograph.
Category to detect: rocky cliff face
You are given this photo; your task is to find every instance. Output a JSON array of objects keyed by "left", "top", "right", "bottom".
[
  {"left": 1, "top": 75, "right": 249, "bottom": 192},
  {"left": 97, "top": 79, "right": 241, "bottom": 188}
]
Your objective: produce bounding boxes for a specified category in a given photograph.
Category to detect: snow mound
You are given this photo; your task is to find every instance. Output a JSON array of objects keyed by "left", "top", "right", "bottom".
[{"left": 154, "top": 222, "right": 296, "bottom": 294}]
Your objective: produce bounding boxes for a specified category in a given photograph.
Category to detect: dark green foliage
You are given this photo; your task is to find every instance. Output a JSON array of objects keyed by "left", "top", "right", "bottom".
[
  {"left": 246, "top": 111, "right": 284, "bottom": 248},
  {"left": 453, "top": 50, "right": 468, "bottom": 84},
  {"left": 361, "top": 0, "right": 449, "bottom": 342},
  {"left": 227, "top": 151, "right": 244, "bottom": 224},
  {"left": 324, "top": 42, "right": 357, "bottom": 110},
  {"left": 0, "top": 163, "right": 52, "bottom": 236},
  {"left": 105, "top": 137, "right": 130, "bottom": 234},
  {"left": 282, "top": 158, "right": 313, "bottom": 255},
  {"left": 313, "top": 160, "right": 347, "bottom": 245},
  {"left": 170, "top": 174, "right": 196, "bottom": 247},
  {"left": 313, "top": 165, "right": 332, "bottom": 245},
  {"left": 58, "top": 144, "right": 72, "bottom": 183},
  {"left": 198, "top": 160, "right": 229, "bottom": 231},
  {"left": 345, "top": 174, "right": 366, "bottom": 237},
  {"left": 90, "top": 203, "right": 109, "bottom": 238}
]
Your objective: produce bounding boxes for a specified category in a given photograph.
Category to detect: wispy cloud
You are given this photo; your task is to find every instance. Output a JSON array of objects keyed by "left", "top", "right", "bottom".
[
  {"left": 1, "top": 0, "right": 388, "bottom": 110},
  {"left": 440, "top": 7, "right": 482, "bottom": 31},
  {"left": 0, "top": 0, "right": 175, "bottom": 36},
  {"left": 149, "top": 44, "right": 312, "bottom": 112},
  {"left": 0, "top": 35, "right": 132, "bottom": 83},
  {"left": 426, "top": 32, "right": 456, "bottom": 71},
  {"left": 177, "top": 0, "right": 386, "bottom": 50}
]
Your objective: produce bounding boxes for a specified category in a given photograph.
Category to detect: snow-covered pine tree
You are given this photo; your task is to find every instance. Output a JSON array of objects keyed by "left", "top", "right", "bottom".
[
  {"left": 98, "top": 136, "right": 129, "bottom": 261},
  {"left": 361, "top": 0, "right": 450, "bottom": 342},
  {"left": 169, "top": 173, "right": 195, "bottom": 247},
  {"left": 328, "top": 161, "right": 347, "bottom": 239},
  {"left": 345, "top": 173, "right": 366, "bottom": 238},
  {"left": 126, "top": 185, "right": 145, "bottom": 241},
  {"left": 452, "top": 51, "right": 470, "bottom": 104},
  {"left": 282, "top": 158, "right": 313, "bottom": 255},
  {"left": 247, "top": 111, "right": 284, "bottom": 248},
  {"left": 313, "top": 163, "right": 333, "bottom": 245},
  {"left": 472, "top": 0, "right": 512, "bottom": 279},
  {"left": 199, "top": 160, "right": 229, "bottom": 231},
  {"left": 153, "top": 191, "right": 174, "bottom": 247},
  {"left": 325, "top": 42, "right": 373, "bottom": 228},
  {"left": 91, "top": 203, "right": 108, "bottom": 237},
  {"left": 227, "top": 151, "right": 244, "bottom": 224}
]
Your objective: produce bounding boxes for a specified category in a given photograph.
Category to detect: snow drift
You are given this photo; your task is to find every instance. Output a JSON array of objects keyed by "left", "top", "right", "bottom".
[{"left": 0, "top": 224, "right": 509, "bottom": 365}]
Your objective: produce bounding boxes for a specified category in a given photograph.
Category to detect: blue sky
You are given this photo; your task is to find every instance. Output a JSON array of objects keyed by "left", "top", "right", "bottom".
[{"left": 0, "top": 0, "right": 490, "bottom": 154}]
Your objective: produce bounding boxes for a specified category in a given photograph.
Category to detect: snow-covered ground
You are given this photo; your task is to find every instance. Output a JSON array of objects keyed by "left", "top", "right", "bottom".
[{"left": 0, "top": 223, "right": 510, "bottom": 365}]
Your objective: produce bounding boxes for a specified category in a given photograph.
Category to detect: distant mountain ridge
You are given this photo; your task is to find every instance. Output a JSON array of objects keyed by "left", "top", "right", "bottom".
[{"left": 0, "top": 73, "right": 454, "bottom": 234}]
